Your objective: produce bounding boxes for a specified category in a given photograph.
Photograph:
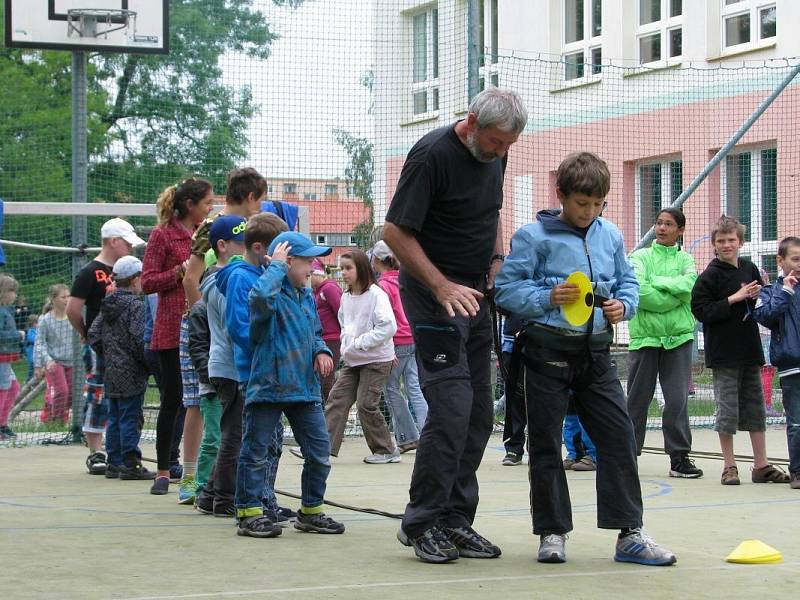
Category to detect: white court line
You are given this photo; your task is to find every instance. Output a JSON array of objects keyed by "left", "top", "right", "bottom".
[{"left": 121, "top": 561, "right": 800, "bottom": 600}]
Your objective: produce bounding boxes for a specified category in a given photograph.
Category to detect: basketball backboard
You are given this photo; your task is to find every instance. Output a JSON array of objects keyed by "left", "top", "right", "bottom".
[{"left": 4, "top": 0, "right": 169, "bottom": 54}]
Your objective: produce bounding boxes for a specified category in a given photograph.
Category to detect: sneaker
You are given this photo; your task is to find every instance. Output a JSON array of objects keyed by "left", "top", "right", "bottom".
[
  {"left": 572, "top": 456, "right": 597, "bottom": 472},
  {"left": 444, "top": 525, "right": 501, "bottom": 558},
  {"left": 294, "top": 510, "right": 345, "bottom": 534},
  {"left": 168, "top": 463, "right": 183, "bottom": 482},
  {"left": 178, "top": 475, "right": 200, "bottom": 504},
  {"left": 86, "top": 452, "right": 107, "bottom": 475},
  {"left": 213, "top": 503, "right": 236, "bottom": 518},
  {"left": 289, "top": 446, "right": 304, "bottom": 459},
  {"left": 399, "top": 440, "right": 419, "bottom": 453},
  {"left": 615, "top": 529, "right": 676, "bottom": 566},
  {"left": 150, "top": 476, "right": 170, "bottom": 495},
  {"left": 363, "top": 451, "right": 401, "bottom": 464},
  {"left": 669, "top": 456, "right": 703, "bottom": 479},
  {"left": 119, "top": 463, "right": 156, "bottom": 481},
  {"left": 791, "top": 472, "right": 800, "bottom": 490},
  {"left": 538, "top": 534, "right": 567, "bottom": 563},
  {"left": 752, "top": 464, "right": 791, "bottom": 483},
  {"left": 237, "top": 515, "right": 282, "bottom": 538},
  {"left": 263, "top": 506, "right": 297, "bottom": 527},
  {"left": 721, "top": 465, "right": 740, "bottom": 485},
  {"left": 0, "top": 425, "right": 16, "bottom": 438},
  {"left": 562, "top": 457, "right": 576, "bottom": 470},
  {"left": 397, "top": 525, "right": 459, "bottom": 563},
  {"left": 104, "top": 464, "right": 121, "bottom": 479},
  {"left": 195, "top": 497, "right": 214, "bottom": 515},
  {"left": 502, "top": 452, "right": 523, "bottom": 466}
]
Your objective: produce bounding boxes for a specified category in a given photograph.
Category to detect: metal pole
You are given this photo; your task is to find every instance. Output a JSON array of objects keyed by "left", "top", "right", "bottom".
[
  {"left": 633, "top": 62, "right": 800, "bottom": 252},
  {"left": 466, "top": 0, "right": 481, "bottom": 103},
  {"left": 70, "top": 50, "right": 88, "bottom": 442}
]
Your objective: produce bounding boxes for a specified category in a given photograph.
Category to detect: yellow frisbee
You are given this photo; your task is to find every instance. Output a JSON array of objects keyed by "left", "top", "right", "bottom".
[{"left": 562, "top": 271, "right": 594, "bottom": 327}]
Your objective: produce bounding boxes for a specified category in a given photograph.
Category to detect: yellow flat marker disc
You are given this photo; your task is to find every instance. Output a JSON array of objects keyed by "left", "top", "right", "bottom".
[
  {"left": 562, "top": 271, "right": 594, "bottom": 327},
  {"left": 726, "top": 540, "right": 783, "bottom": 564}
]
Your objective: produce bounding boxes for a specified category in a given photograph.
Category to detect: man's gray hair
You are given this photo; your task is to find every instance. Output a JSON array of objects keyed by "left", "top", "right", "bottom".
[{"left": 468, "top": 88, "right": 528, "bottom": 134}]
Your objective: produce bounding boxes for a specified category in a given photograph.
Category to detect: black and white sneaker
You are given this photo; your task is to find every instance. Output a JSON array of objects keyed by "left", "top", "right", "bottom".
[
  {"left": 397, "top": 525, "right": 459, "bottom": 563},
  {"left": 237, "top": 515, "right": 282, "bottom": 538},
  {"left": 119, "top": 463, "right": 156, "bottom": 480},
  {"left": 104, "top": 464, "right": 121, "bottom": 479},
  {"left": 669, "top": 456, "right": 703, "bottom": 479},
  {"left": 86, "top": 452, "right": 107, "bottom": 475},
  {"left": 213, "top": 504, "right": 236, "bottom": 518},
  {"left": 294, "top": 510, "right": 345, "bottom": 534},
  {"left": 263, "top": 506, "right": 297, "bottom": 527},
  {"left": 502, "top": 452, "right": 523, "bottom": 466},
  {"left": 445, "top": 525, "right": 502, "bottom": 558}
]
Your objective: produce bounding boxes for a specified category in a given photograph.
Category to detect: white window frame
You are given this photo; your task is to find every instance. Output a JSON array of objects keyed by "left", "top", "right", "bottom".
[
  {"left": 324, "top": 184, "right": 338, "bottom": 196},
  {"left": 349, "top": 235, "right": 358, "bottom": 246},
  {"left": 478, "top": 0, "right": 500, "bottom": 91},
  {"left": 303, "top": 193, "right": 317, "bottom": 200},
  {"left": 283, "top": 183, "right": 297, "bottom": 194},
  {"left": 634, "top": 157, "right": 683, "bottom": 240},
  {"left": 721, "top": 1, "right": 776, "bottom": 52},
  {"left": 636, "top": 0, "right": 683, "bottom": 66},
  {"left": 410, "top": 5, "right": 440, "bottom": 117},
  {"left": 561, "top": 0, "right": 603, "bottom": 82},
  {"left": 316, "top": 235, "right": 328, "bottom": 245},
  {"left": 720, "top": 144, "right": 778, "bottom": 271}
]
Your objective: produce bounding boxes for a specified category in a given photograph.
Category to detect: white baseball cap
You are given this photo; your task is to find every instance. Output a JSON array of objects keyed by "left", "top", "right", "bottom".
[
  {"left": 101, "top": 218, "right": 145, "bottom": 246},
  {"left": 372, "top": 240, "right": 394, "bottom": 261},
  {"left": 112, "top": 256, "right": 143, "bottom": 279}
]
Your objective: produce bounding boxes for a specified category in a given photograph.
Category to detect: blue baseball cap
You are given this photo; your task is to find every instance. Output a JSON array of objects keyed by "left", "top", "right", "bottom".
[
  {"left": 209, "top": 215, "right": 247, "bottom": 250},
  {"left": 268, "top": 231, "right": 332, "bottom": 258}
]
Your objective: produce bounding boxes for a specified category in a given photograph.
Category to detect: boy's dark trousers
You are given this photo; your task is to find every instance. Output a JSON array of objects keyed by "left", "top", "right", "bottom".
[
  {"left": 197, "top": 377, "right": 242, "bottom": 510},
  {"left": 501, "top": 351, "right": 527, "bottom": 456},
  {"left": 523, "top": 344, "right": 643, "bottom": 535}
]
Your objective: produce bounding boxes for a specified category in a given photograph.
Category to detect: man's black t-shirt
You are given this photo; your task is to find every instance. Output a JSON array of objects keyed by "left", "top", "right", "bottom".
[
  {"left": 386, "top": 123, "right": 506, "bottom": 278},
  {"left": 70, "top": 259, "right": 114, "bottom": 331}
]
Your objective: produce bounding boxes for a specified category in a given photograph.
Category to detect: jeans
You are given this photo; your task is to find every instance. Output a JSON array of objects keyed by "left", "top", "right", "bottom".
[
  {"left": 563, "top": 412, "right": 596, "bottom": 461},
  {"left": 399, "top": 272, "right": 494, "bottom": 537},
  {"left": 106, "top": 394, "right": 144, "bottom": 467},
  {"left": 383, "top": 343, "right": 428, "bottom": 444},
  {"left": 197, "top": 393, "right": 222, "bottom": 489},
  {"left": 780, "top": 374, "right": 800, "bottom": 475},
  {"left": 236, "top": 402, "right": 331, "bottom": 517}
]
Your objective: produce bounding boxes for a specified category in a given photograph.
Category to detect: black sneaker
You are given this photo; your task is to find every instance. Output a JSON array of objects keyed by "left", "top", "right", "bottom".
[
  {"left": 195, "top": 497, "right": 214, "bottom": 515},
  {"left": 213, "top": 503, "right": 236, "bottom": 518},
  {"left": 86, "top": 452, "right": 107, "bottom": 475},
  {"left": 0, "top": 425, "right": 16, "bottom": 438},
  {"left": 237, "top": 515, "right": 282, "bottom": 538},
  {"left": 397, "top": 525, "right": 459, "bottom": 563},
  {"left": 149, "top": 476, "right": 170, "bottom": 495},
  {"left": 669, "top": 456, "right": 703, "bottom": 479},
  {"left": 105, "top": 464, "right": 121, "bottom": 479},
  {"left": 119, "top": 463, "right": 156, "bottom": 480},
  {"left": 169, "top": 463, "right": 183, "bottom": 482},
  {"left": 264, "top": 506, "right": 298, "bottom": 527},
  {"left": 294, "top": 510, "right": 345, "bottom": 534},
  {"left": 444, "top": 525, "right": 502, "bottom": 558},
  {"left": 502, "top": 452, "right": 523, "bottom": 466}
]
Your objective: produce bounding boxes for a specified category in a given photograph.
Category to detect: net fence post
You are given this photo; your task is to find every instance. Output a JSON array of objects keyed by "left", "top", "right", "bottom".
[{"left": 466, "top": 0, "right": 480, "bottom": 102}]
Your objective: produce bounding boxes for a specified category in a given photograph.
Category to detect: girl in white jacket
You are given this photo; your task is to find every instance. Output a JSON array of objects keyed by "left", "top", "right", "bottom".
[{"left": 324, "top": 249, "right": 399, "bottom": 463}]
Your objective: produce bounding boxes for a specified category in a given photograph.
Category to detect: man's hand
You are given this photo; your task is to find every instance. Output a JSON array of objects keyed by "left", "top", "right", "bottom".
[
  {"left": 315, "top": 353, "right": 334, "bottom": 378},
  {"left": 269, "top": 241, "right": 291, "bottom": 264},
  {"left": 433, "top": 280, "right": 483, "bottom": 318},
  {"left": 601, "top": 299, "right": 625, "bottom": 324},
  {"left": 550, "top": 283, "right": 581, "bottom": 306}
]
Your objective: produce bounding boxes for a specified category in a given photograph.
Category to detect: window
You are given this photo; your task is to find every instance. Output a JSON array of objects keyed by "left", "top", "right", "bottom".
[
  {"left": 636, "top": 159, "right": 683, "bottom": 238},
  {"left": 411, "top": 7, "right": 439, "bottom": 115},
  {"left": 303, "top": 193, "right": 317, "bottom": 200},
  {"left": 267, "top": 184, "right": 273, "bottom": 193},
  {"left": 478, "top": 0, "right": 500, "bottom": 91},
  {"left": 562, "top": 0, "right": 602, "bottom": 81},
  {"left": 721, "top": 146, "right": 778, "bottom": 274},
  {"left": 636, "top": 0, "right": 682, "bottom": 65},
  {"left": 349, "top": 235, "right": 358, "bottom": 246},
  {"left": 283, "top": 183, "right": 297, "bottom": 194},
  {"left": 324, "top": 184, "right": 338, "bottom": 196},
  {"left": 722, "top": 1, "right": 776, "bottom": 50},
  {"left": 316, "top": 235, "right": 327, "bottom": 245}
]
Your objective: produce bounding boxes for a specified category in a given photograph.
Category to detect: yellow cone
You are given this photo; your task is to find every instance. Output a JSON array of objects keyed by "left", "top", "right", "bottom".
[{"left": 726, "top": 540, "right": 782, "bottom": 564}]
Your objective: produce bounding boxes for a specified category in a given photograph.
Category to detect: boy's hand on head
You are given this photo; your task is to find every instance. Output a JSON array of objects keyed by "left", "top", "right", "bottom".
[
  {"left": 315, "top": 353, "right": 334, "bottom": 377},
  {"left": 550, "top": 283, "right": 581, "bottom": 306},
  {"left": 268, "top": 242, "right": 291, "bottom": 264},
  {"left": 601, "top": 299, "right": 625, "bottom": 324}
]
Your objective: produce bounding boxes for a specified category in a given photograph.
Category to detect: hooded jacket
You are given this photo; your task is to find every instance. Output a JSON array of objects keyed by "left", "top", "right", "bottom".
[
  {"left": 377, "top": 270, "right": 414, "bottom": 345},
  {"left": 313, "top": 278, "right": 342, "bottom": 342},
  {"left": 245, "top": 261, "right": 331, "bottom": 405},
  {"left": 87, "top": 290, "right": 148, "bottom": 398},
  {"left": 754, "top": 275, "right": 800, "bottom": 377},
  {"left": 495, "top": 209, "right": 639, "bottom": 333},
  {"left": 215, "top": 258, "right": 263, "bottom": 383},
  {"left": 628, "top": 242, "right": 697, "bottom": 351},
  {"left": 690, "top": 258, "right": 764, "bottom": 368},
  {"left": 339, "top": 284, "right": 397, "bottom": 366},
  {"left": 200, "top": 263, "right": 239, "bottom": 382}
]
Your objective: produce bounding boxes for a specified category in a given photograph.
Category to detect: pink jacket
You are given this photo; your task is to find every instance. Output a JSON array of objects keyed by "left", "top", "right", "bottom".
[
  {"left": 377, "top": 270, "right": 414, "bottom": 346},
  {"left": 314, "top": 278, "right": 342, "bottom": 342}
]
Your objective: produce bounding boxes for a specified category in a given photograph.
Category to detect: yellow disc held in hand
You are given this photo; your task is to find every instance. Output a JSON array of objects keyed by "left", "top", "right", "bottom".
[{"left": 562, "top": 271, "right": 594, "bottom": 327}]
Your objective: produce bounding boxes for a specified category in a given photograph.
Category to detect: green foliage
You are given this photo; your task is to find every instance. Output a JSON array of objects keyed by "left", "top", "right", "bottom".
[{"left": 333, "top": 129, "right": 375, "bottom": 249}]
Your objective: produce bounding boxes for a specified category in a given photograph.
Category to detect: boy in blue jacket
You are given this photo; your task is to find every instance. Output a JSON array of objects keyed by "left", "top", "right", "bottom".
[
  {"left": 495, "top": 152, "right": 675, "bottom": 566},
  {"left": 755, "top": 236, "right": 800, "bottom": 489},
  {"left": 235, "top": 231, "right": 342, "bottom": 538}
]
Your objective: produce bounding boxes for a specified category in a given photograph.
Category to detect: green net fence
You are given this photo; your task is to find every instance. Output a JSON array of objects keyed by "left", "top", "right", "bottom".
[{"left": 1, "top": 0, "right": 798, "bottom": 445}]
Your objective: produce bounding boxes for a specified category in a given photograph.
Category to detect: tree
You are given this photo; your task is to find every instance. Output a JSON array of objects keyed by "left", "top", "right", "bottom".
[{"left": 334, "top": 129, "right": 374, "bottom": 249}]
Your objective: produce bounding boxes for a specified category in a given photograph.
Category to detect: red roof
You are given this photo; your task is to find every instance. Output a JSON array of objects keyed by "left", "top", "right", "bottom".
[{"left": 293, "top": 199, "right": 370, "bottom": 232}]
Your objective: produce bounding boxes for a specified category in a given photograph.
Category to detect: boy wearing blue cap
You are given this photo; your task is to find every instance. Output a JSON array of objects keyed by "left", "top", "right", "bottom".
[{"left": 234, "top": 231, "right": 343, "bottom": 538}]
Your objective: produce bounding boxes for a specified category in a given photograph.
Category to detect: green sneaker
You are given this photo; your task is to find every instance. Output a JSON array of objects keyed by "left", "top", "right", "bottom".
[{"left": 177, "top": 474, "right": 199, "bottom": 505}]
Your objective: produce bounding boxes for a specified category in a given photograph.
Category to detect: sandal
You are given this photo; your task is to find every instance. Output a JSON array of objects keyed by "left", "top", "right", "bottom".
[
  {"left": 751, "top": 464, "right": 790, "bottom": 484},
  {"left": 721, "top": 465, "right": 740, "bottom": 486}
]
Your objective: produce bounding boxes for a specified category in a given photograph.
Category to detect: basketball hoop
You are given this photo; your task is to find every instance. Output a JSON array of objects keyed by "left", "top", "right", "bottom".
[{"left": 67, "top": 8, "right": 136, "bottom": 39}]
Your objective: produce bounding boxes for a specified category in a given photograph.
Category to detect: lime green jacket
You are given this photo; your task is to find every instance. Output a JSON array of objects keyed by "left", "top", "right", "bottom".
[{"left": 628, "top": 242, "right": 697, "bottom": 350}]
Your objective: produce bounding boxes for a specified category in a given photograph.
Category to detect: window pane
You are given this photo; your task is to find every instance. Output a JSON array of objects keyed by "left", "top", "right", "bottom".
[
  {"left": 640, "top": 164, "right": 662, "bottom": 237},
  {"left": 591, "top": 47, "right": 602, "bottom": 74},
  {"left": 412, "top": 13, "right": 427, "bottom": 83},
  {"left": 669, "top": 28, "right": 682, "bottom": 57},
  {"left": 640, "top": 0, "right": 660, "bottom": 25},
  {"left": 432, "top": 87, "right": 440, "bottom": 111},
  {"left": 491, "top": 0, "right": 499, "bottom": 63},
  {"left": 670, "top": 160, "right": 683, "bottom": 202},
  {"left": 761, "top": 148, "right": 778, "bottom": 241},
  {"left": 478, "top": 0, "right": 485, "bottom": 67},
  {"left": 564, "top": 51, "right": 585, "bottom": 80},
  {"left": 762, "top": 254, "right": 778, "bottom": 283},
  {"left": 725, "top": 13, "right": 750, "bottom": 47},
  {"left": 639, "top": 33, "right": 661, "bottom": 63},
  {"left": 592, "top": 0, "right": 602, "bottom": 37},
  {"left": 726, "top": 153, "right": 751, "bottom": 242},
  {"left": 490, "top": 72, "right": 499, "bottom": 87},
  {"left": 760, "top": 6, "right": 776, "bottom": 40},
  {"left": 565, "top": 0, "right": 584, "bottom": 43},
  {"left": 725, "top": 0, "right": 744, "bottom": 5},
  {"left": 670, "top": 0, "right": 682, "bottom": 17},
  {"left": 431, "top": 9, "right": 439, "bottom": 78},
  {"left": 412, "top": 90, "right": 427, "bottom": 114}
]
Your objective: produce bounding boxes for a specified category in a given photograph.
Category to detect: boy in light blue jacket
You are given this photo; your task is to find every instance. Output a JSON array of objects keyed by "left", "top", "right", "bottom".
[
  {"left": 235, "top": 231, "right": 344, "bottom": 538},
  {"left": 495, "top": 152, "right": 675, "bottom": 567}
]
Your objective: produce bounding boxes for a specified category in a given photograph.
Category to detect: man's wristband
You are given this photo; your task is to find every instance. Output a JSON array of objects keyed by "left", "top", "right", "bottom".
[{"left": 491, "top": 254, "right": 506, "bottom": 263}]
